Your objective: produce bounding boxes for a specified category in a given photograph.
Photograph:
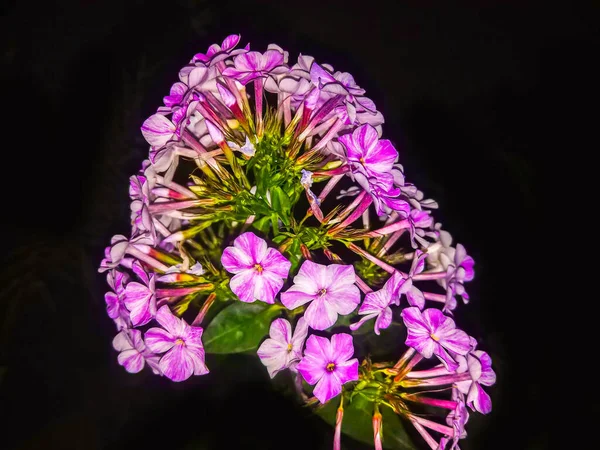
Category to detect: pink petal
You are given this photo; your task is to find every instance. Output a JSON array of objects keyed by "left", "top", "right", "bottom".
[
  {"left": 144, "top": 327, "right": 176, "bottom": 353},
  {"left": 305, "top": 297, "right": 338, "bottom": 330},
  {"left": 229, "top": 269, "right": 258, "bottom": 303},
  {"left": 234, "top": 232, "right": 268, "bottom": 265},
  {"left": 374, "top": 307, "right": 392, "bottom": 334},
  {"left": 296, "top": 260, "right": 328, "bottom": 291},
  {"left": 261, "top": 247, "right": 291, "bottom": 277},
  {"left": 112, "top": 331, "right": 132, "bottom": 352},
  {"left": 334, "top": 358, "right": 359, "bottom": 384},
  {"left": 326, "top": 264, "right": 356, "bottom": 289},
  {"left": 313, "top": 372, "right": 342, "bottom": 403},
  {"left": 365, "top": 139, "right": 397, "bottom": 173},
  {"left": 261, "top": 49, "right": 284, "bottom": 71},
  {"left": 442, "top": 329, "right": 471, "bottom": 356},
  {"left": 330, "top": 333, "right": 355, "bottom": 363},
  {"left": 221, "top": 34, "right": 240, "bottom": 51},
  {"left": 325, "top": 284, "right": 360, "bottom": 316},
  {"left": 186, "top": 345, "right": 209, "bottom": 376},
  {"left": 155, "top": 304, "right": 185, "bottom": 336},
  {"left": 401, "top": 307, "right": 428, "bottom": 332},
  {"left": 257, "top": 339, "right": 289, "bottom": 378},
  {"left": 251, "top": 272, "right": 282, "bottom": 304},
  {"left": 290, "top": 317, "right": 309, "bottom": 353},
  {"left": 303, "top": 334, "right": 331, "bottom": 365},
  {"left": 159, "top": 346, "right": 195, "bottom": 382},
  {"left": 221, "top": 246, "right": 254, "bottom": 273},
  {"left": 406, "top": 287, "right": 425, "bottom": 310},
  {"left": 268, "top": 318, "right": 292, "bottom": 344},
  {"left": 469, "top": 382, "right": 492, "bottom": 414},
  {"left": 280, "top": 287, "right": 316, "bottom": 310},
  {"left": 353, "top": 124, "right": 379, "bottom": 155},
  {"left": 141, "top": 114, "right": 176, "bottom": 147},
  {"left": 118, "top": 349, "right": 145, "bottom": 373}
]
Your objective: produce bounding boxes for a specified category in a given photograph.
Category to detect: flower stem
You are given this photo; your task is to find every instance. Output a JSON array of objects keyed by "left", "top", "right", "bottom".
[{"left": 192, "top": 292, "right": 217, "bottom": 326}]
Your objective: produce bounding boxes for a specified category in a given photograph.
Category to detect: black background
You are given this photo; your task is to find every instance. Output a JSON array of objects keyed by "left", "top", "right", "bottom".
[{"left": 1, "top": 1, "right": 595, "bottom": 449}]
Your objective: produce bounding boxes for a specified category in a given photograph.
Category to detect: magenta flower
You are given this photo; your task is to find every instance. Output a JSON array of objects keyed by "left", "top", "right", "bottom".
[
  {"left": 350, "top": 275, "right": 397, "bottom": 334},
  {"left": 192, "top": 34, "right": 248, "bottom": 65},
  {"left": 105, "top": 269, "right": 131, "bottom": 330},
  {"left": 257, "top": 317, "right": 309, "bottom": 378},
  {"left": 222, "top": 50, "right": 287, "bottom": 85},
  {"left": 221, "top": 232, "right": 291, "bottom": 304},
  {"left": 123, "top": 261, "right": 156, "bottom": 326},
  {"left": 296, "top": 333, "right": 359, "bottom": 403},
  {"left": 388, "top": 250, "right": 428, "bottom": 309},
  {"left": 455, "top": 350, "right": 496, "bottom": 414},
  {"left": 144, "top": 305, "right": 209, "bottom": 382},
  {"left": 445, "top": 244, "right": 475, "bottom": 305},
  {"left": 339, "top": 124, "right": 398, "bottom": 183},
  {"left": 401, "top": 307, "right": 471, "bottom": 371},
  {"left": 113, "top": 329, "right": 160, "bottom": 374},
  {"left": 281, "top": 261, "right": 360, "bottom": 330}
]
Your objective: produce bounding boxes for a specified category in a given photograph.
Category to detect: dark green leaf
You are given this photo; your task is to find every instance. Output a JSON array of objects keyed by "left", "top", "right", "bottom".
[
  {"left": 316, "top": 394, "right": 416, "bottom": 449},
  {"left": 203, "top": 302, "right": 283, "bottom": 354}
]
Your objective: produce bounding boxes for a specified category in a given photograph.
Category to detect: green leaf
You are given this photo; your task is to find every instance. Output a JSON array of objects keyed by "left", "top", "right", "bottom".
[
  {"left": 252, "top": 216, "right": 272, "bottom": 235},
  {"left": 316, "top": 394, "right": 416, "bottom": 449},
  {"left": 270, "top": 186, "right": 291, "bottom": 215},
  {"left": 203, "top": 302, "right": 283, "bottom": 354}
]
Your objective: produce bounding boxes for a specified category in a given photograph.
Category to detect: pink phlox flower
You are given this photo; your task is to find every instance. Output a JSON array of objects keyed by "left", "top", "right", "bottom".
[
  {"left": 281, "top": 261, "right": 361, "bottom": 331},
  {"left": 222, "top": 49, "right": 288, "bottom": 85},
  {"left": 98, "top": 234, "right": 148, "bottom": 272},
  {"left": 389, "top": 250, "right": 428, "bottom": 309},
  {"left": 339, "top": 124, "right": 398, "bottom": 183},
  {"left": 113, "top": 329, "right": 160, "bottom": 374},
  {"left": 297, "top": 333, "right": 359, "bottom": 403},
  {"left": 124, "top": 261, "right": 157, "bottom": 327},
  {"left": 192, "top": 34, "right": 249, "bottom": 65},
  {"left": 257, "top": 317, "right": 309, "bottom": 378},
  {"left": 105, "top": 269, "right": 131, "bottom": 330},
  {"left": 401, "top": 307, "right": 472, "bottom": 371},
  {"left": 221, "top": 232, "right": 291, "bottom": 304},
  {"left": 454, "top": 348, "right": 496, "bottom": 414},
  {"left": 144, "top": 305, "right": 209, "bottom": 382},
  {"left": 407, "top": 208, "right": 434, "bottom": 248},
  {"left": 445, "top": 244, "right": 475, "bottom": 306},
  {"left": 444, "top": 389, "right": 469, "bottom": 449},
  {"left": 349, "top": 278, "right": 395, "bottom": 335}
]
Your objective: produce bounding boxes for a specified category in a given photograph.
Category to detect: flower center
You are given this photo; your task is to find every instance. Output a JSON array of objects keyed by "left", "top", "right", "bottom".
[
  {"left": 175, "top": 338, "right": 186, "bottom": 346},
  {"left": 254, "top": 263, "right": 264, "bottom": 273},
  {"left": 326, "top": 362, "right": 336, "bottom": 372},
  {"left": 359, "top": 157, "right": 366, "bottom": 165},
  {"left": 287, "top": 343, "right": 293, "bottom": 353},
  {"left": 430, "top": 333, "right": 440, "bottom": 342},
  {"left": 317, "top": 288, "right": 327, "bottom": 297}
]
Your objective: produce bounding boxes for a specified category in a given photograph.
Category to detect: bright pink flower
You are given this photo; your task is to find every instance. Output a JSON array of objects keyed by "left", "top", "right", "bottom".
[
  {"left": 144, "top": 305, "right": 208, "bottom": 382},
  {"left": 221, "top": 232, "right": 291, "bottom": 304},
  {"left": 281, "top": 261, "right": 360, "bottom": 330},
  {"left": 296, "top": 333, "right": 359, "bottom": 403},
  {"left": 401, "top": 307, "right": 471, "bottom": 371}
]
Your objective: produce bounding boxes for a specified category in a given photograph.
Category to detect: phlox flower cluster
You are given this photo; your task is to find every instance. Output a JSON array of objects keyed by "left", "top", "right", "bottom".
[{"left": 98, "top": 34, "right": 494, "bottom": 450}]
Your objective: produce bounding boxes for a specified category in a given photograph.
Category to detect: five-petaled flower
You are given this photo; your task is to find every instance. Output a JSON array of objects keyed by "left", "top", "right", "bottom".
[
  {"left": 145, "top": 305, "right": 209, "bottom": 382},
  {"left": 281, "top": 261, "right": 360, "bottom": 330},
  {"left": 113, "top": 329, "right": 160, "bottom": 374},
  {"left": 124, "top": 261, "right": 156, "bottom": 327},
  {"left": 221, "top": 232, "right": 291, "bottom": 304},
  {"left": 401, "top": 307, "right": 471, "bottom": 371},
  {"left": 297, "top": 333, "right": 359, "bottom": 403},
  {"left": 257, "top": 317, "right": 309, "bottom": 378}
]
